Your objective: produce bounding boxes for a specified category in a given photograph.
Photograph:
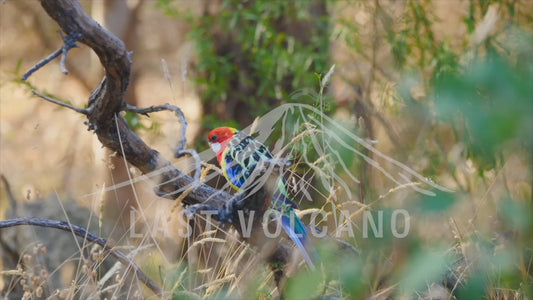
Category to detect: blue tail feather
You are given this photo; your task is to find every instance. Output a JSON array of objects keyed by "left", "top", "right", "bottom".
[{"left": 281, "top": 212, "right": 318, "bottom": 271}]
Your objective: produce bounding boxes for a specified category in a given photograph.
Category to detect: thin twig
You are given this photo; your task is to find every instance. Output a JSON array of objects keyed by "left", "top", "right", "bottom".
[
  {"left": 122, "top": 103, "right": 188, "bottom": 153},
  {"left": 21, "top": 48, "right": 62, "bottom": 81},
  {"left": 123, "top": 102, "right": 197, "bottom": 182},
  {"left": 0, "top": 218, "right": 164, "bottom": 298},
  {"left": 21, "top": 32, "right": 82, "bottom": 81},
  {"left": 32, "top": 89, "right": 90, "bottom": 115}
]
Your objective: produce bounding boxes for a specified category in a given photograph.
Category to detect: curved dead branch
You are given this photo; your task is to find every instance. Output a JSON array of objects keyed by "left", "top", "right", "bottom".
[
  {"left": 37, "top": 0, "right": 230, "bottom": 208},
  {"left": 0, "top": 217, "right": 163, "bottom": 297}
]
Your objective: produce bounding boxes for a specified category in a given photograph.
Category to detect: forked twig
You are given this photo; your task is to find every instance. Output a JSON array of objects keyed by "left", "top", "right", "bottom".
[
  {"left": 123, "top": 102, "right": 201, "bottom": 184},
  {"left": 21, "top": 32, "right": 82, "bottom": 81}
]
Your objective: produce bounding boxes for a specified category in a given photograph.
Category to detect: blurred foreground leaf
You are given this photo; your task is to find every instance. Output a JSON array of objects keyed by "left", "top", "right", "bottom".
[
  {"left": 396, "top": 247, "right": 451, "bottom": 295},
  {"left": 434, "top": 52, "right": 533, "bottom": 171}
]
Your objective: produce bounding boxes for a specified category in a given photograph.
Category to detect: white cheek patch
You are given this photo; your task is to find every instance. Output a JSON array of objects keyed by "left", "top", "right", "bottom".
[{"left": 210, "top": 142, "right": 221, "bottom": 154}]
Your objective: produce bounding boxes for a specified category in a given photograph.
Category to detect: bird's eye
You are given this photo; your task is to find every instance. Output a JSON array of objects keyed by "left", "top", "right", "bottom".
[{"left": 210, "top": 135, "right": 218, "bottom": 142}]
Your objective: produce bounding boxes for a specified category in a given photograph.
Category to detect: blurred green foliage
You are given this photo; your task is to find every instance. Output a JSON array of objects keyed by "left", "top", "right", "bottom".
[
  {"left": 396, "top": 247, "right": 452, "bottom": 294},
  {"left": 404, "top": 3, "right": 533, "bottom": 299},
  {"left": 435, "top": 52, "right": 533, "bottom": 171},
  {"left": 157, "top": 0, "right": 331, "bottom": 128}
]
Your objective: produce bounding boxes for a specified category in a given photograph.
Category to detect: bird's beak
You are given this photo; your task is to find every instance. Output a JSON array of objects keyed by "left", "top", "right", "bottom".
[{"left": 209, "top": 142, "right": 221, "bottom": 154}]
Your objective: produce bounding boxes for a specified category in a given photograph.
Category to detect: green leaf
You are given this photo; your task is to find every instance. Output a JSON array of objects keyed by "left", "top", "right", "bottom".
[
  {"left": 397, "top": 248, "right": 451, "bottom": 294},
  {"left": 417, "top": 190, "right": 457, "bottom": 212},
  {"left": 283, "top": 269, "right": 322, "bottom": 300},
  {"left": 172, "top": 291, "right": 201, "bottom": 300},
  {"left": 499, "top": 196, "right": 532, "bottom": 231}
]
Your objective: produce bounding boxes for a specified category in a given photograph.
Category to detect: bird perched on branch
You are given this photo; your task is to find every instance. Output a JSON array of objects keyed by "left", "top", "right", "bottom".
[{"left": 208, "top": 126, "right": 318, "bottom": 270}]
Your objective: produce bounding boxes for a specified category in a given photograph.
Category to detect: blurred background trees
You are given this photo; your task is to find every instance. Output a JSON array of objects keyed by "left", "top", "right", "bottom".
[{"left": 1, "top": 0, "right": 532, "bottom": 298}]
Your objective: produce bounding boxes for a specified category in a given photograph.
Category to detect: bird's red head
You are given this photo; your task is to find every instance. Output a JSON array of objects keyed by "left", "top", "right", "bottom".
[
  {"left": 208, "top": 127, "right": 237, "bottom": 144},
  {"left": 207, "top": 127, "right": 238, "bottom": 158}
]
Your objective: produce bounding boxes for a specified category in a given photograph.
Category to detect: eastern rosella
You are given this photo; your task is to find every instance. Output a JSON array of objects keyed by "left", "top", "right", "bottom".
[{"left": 208, "top": 127, "right": 317, "bottom": 270}]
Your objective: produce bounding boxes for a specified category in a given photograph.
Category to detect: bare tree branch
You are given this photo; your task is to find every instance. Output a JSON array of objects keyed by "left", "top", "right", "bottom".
[
  {"left": 0, "top": 217, "right": 164, "bottom": 297},
  {"left": 37, "top": 0, "right": 230, "bottom": 209}
]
